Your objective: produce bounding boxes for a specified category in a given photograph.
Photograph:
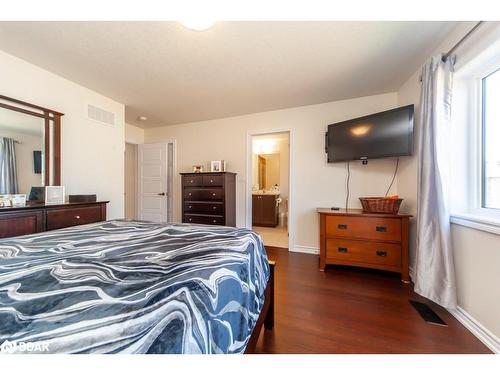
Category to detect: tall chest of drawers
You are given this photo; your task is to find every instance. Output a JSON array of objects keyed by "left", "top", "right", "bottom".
[
  {"left": 318, "top": 208, "right": 411, "bottom": 283},
  {"left": 181, "top": 172, "right": 236, "bottom": 226}
]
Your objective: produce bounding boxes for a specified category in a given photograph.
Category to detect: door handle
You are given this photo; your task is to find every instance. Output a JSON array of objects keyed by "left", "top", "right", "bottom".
[{"left": 158, "top": 192, "right": 166, "bottom": 196}]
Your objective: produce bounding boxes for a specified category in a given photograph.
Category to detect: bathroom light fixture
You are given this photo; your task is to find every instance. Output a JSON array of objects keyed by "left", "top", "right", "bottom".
[{"left": 179, "top": 19, "right": 215, "bottom": 31}]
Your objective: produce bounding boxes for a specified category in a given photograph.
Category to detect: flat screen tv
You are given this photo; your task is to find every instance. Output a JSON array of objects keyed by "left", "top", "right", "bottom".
[{"left": 326, "top": 105, "right": 414, "bottom": 163}]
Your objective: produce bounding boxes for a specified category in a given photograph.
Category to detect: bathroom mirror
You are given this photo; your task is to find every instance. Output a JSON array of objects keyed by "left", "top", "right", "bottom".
[{"left": 0, "top": 95, "right": 63, "bottom": 197}]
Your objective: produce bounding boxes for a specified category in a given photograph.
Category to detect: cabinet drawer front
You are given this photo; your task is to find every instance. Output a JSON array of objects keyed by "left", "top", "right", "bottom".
[
  {"left": 325, "top": 216, "right": 401, "bottom": 241},
  {"left": 0, "top": 211, "right": 44, "bottom": 238},
  {"left": 184, "top": 214, "right": 224, "bottom": 225},
  {"left": 184, "top": 202, "right": 224, "bottom": 214},
  {"left": 46, "top": 206, "right": 102, "bottom": 230},
  {"left": 202, "top": 175, "right": 223, "bottom": 187},
  {"left": 326, "top": 239, "right": 401, "bottom": 266},
  {"left": 183, "top": 175, "right": 203, "bottom": 187},
  {"left": 184, "top": 188, "right": 224, "bottom": 201}
]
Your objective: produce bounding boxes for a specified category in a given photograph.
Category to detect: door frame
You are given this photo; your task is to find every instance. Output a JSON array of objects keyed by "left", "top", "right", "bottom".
[
  {"left": 137, "top": 140, "right": 177, "bottom": 222},
  {"left": 246, "top": 129, "right": 294, "bottom": 251},
  {"left": 124, "top": 142, "right": 139, "bottom": 220}
]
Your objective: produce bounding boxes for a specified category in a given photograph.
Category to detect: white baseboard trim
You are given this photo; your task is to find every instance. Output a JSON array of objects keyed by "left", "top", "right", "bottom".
[
  {"left": 290, "top": 245, "right": 319, "bottom": 255},
  {"left": 448, "top": 306, "right": 500, "bottom": 353}
]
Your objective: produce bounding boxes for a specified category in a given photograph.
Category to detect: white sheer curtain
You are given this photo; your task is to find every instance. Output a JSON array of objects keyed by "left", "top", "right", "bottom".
[
  {"left": 0, "top": 136, "right": 19, "bottom": 194},
  {"left": 414, "top": 55, "right": 457, "bottom": 309}
]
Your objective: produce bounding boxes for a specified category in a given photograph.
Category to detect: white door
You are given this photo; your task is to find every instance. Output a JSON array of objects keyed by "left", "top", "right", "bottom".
[{"left": 137, "top": 143, "right": 168, "bottom": 222}]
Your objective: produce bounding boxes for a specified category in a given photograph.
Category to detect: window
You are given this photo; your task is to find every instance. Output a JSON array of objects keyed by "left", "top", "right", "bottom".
[{"left": 482, "top": 69, "right": 500, "bottom": 210}]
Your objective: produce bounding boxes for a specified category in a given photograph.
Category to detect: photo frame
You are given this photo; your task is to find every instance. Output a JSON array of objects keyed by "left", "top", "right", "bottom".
[
  {"left": 11, "top": 194, "right": 27, "bottom": 207},
  {"left": 210, "top": 160, "right": 221, "bottom": 172},
  {"left": 45, "top": 186, "right": 65, "bottom": 205},
  {"left": 0, "top": 195, "right": 12, "bottom": 208}
]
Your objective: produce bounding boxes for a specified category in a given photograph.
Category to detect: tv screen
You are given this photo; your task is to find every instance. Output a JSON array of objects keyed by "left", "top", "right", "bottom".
[
  {"left": 33, "top": 150, "right": 42, "bottom": 174},
  {"left": 326, "top": 105, "right": 414, "bottom": 163}
]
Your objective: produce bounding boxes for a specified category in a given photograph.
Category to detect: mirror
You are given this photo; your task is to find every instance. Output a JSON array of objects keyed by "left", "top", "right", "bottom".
[
  {"left": 258, "top": 153, "right": 280, "bottom": 190},
  {"left": 0, "top": 95, "right": 62, "bottom": 200},
  {"left": 0, "top": 108, "right": 45, "bottom": 195}
]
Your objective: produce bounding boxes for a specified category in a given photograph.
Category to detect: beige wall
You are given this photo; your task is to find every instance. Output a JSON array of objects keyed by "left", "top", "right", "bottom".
[
  {"left": 397, "top": 22, "right": 500, "bottom": 340},
  {"left": 0, "top": 50, "right": 125, "bottom": 219},
  {"left": 125, "top": 123, "right": 145, "bottom": 144},
  {"left": 145, "top": 92, "right": 399, "bottom": 252}
]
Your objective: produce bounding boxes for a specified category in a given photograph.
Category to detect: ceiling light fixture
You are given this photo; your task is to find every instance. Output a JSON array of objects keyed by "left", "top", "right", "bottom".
[
  {"left": 138, "top": 116, "right": 148, "bottom": 121},
  {"left": 179, "top": 19, "right": 215, "bottom": 31}
]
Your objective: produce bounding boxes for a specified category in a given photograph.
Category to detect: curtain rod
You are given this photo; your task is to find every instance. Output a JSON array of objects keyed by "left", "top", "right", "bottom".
[
  {"left": 441, "top": 21, "right": 484, "bottom": 62},
  {"left": 419, "top": 21, "right": 485, "bottom": 82}
]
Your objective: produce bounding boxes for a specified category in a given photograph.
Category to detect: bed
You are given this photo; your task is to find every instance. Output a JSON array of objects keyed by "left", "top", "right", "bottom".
[{"left": 0, "top": 220, "right": 274, "bottom": 354}]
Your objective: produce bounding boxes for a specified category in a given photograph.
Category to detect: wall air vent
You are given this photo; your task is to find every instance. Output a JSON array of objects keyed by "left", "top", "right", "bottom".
[{"left": 87, "top": 104, "right": 115, "bottom": 126}]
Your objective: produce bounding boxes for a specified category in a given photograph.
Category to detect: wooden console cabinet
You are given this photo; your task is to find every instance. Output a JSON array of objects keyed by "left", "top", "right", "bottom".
[
  {"left": 0, "top": 201, "right": 109, "bottom": 239},
  {"left": 252, "top": 194, "right": 279, "bottom": 227},
  {"left": 318, "top": 208, "right": 411, "bottom": 283}
]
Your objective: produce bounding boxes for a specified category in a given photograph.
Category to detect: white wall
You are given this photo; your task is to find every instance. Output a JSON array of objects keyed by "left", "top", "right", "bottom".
[
  {"left": 396, "top": 22, "right": 500, "bottom": 341},
  {"left": 0, "top": 50, "right": 125, "bottom": 219},
  {"left": 125, "top": 123, "right": 145, "bottom": 144},
  {"left": 145, "top": 92, "right": 399, "bottom": 252}
]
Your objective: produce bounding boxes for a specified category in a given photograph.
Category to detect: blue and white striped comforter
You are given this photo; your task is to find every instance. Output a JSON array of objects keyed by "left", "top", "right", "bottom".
[{"left": 0, "top": 220, "right": 270, "bottom": 354}]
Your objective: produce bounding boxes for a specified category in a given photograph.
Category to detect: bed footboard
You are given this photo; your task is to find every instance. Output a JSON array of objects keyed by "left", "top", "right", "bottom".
[{"left": 245, "top": 260, "right": 275, "bottom": 353}]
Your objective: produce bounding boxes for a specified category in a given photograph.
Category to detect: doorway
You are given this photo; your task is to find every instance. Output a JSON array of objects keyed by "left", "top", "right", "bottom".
[
  {"left": 125, "top": 141, "right": 175, "bottom": 223},
  {"left": 250, "top": 132, "right": 290, "bottom": 249},
  {"left": 124, "top": 142, "right": 138, "bottom": 220}
]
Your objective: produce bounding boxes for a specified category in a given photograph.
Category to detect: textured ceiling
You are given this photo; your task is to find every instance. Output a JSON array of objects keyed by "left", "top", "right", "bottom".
[{"left": 0, "top": 21, "right": 459, "bottom": 128}]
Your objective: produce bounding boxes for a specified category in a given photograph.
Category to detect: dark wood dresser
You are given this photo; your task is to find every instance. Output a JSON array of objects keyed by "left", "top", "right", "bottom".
[
  {"left": 252, "top": 194, "right": 280, "bottom": 227},
  {"left": 318, "top": 208, "right": 411, "bottom": 283},
  {"left": 181, "top": 172, "right": 236, "bottom": 226},
  {"left": 0, "top": 201, "right": 109, "bottom": 239}
]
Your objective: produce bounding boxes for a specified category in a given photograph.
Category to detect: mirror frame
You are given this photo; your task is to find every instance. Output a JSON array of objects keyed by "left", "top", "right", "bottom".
[{"left": 0, "top": 94, "right": 63, "bottom": 186}]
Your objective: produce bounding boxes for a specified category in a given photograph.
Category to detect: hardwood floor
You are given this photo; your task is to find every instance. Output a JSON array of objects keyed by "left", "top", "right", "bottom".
[{"left": 254, "top": 246, "right": 491, "bottom": 354}]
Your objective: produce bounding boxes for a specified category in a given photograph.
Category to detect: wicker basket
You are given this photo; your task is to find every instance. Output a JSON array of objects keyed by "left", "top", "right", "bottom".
[{"left": 359, "top": 197, "right": 403, "bottom": 214}]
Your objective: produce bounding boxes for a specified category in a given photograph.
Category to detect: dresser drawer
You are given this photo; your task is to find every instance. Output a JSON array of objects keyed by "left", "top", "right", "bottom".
[
  {"left": 184, "top": 214, "right": 224, "bottom": 225},
  {"left": 326, "top": 238, "right": 401, "bottom": 267},
  {"left": 184, "top": 202, "right": 224, "bottom": 214},
  {"left": 46, "top": 206, "right": 103, "bottom": 230},
  {"left": 0, "top": 210, "right": 44, "bottom": 238},
  {"left": 184, "top": 188, "right": 224, "bottom": 201},
  {"left": 325, "top": 216, "right": 401, "bottom": 241},
  {"left": 183, "top": 175, "right": 203, "bottom": 187},
  {"left": 202, "top": 175, "right": 223, "bottom": 187}
]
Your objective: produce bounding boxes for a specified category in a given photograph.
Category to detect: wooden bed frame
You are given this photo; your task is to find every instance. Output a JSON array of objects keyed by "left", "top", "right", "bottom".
[{"left": 244, "top": 260, "right": 275, "bottom": 353}]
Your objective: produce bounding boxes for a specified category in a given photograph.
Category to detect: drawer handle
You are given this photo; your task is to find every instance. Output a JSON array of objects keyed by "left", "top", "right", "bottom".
[
  {"left": 338, "top": 224, "right": 348, "bottom": 230},
  {"left": 74, "top": 215, "right": 81, "bottom": 219},
  {"left": 375, "top": 226, "right": 387, "bottom": 232},
  {"left": 188, "top": 193, "right": 192, "bottom": 196},
  {"left": 213, "top": 206, "right": 217, "bottom": 210},
  {"left": 190, "top": 180, "right": 194, "bottom": 183},
  {"left": 338, "top": 247, "right": 348, "bottom": 253},
  {"left": 212, "top": 219, "right": 217, "bottom": 223},
  {"left": 210, "top": 179, "right": 214, "bottom": 183},
  {"left": 188, "top": 205, "right": 192, "bottom": 209},
  {"left": 376, "top": 250, "right": 387, "bottom": 257},
  {"left": 188, "top": 218, "right": 192, "bottom": 222},
  {"left": 212, "top": 193, "right": 216, "bottom": 196}
]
